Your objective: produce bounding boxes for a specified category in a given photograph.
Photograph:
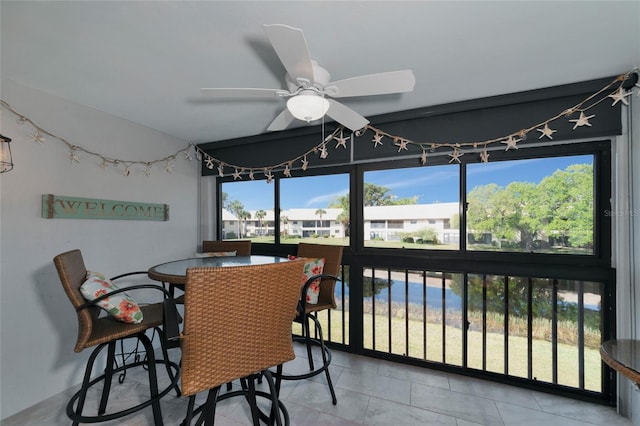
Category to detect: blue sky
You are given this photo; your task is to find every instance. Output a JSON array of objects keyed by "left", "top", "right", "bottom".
[{"left": 222, "top": 155, "right": 592, "bottom": 211}]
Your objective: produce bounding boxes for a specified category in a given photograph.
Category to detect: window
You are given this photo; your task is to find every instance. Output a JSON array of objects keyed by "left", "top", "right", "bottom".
[
  {"left": 221, "top": 180, "right": 274, "bottom": 242},
  {"left": 364, "top": 165, "right": 460, "bottom": 249},
  {"left": 280, "top": 173, "right": 349, "bottom": 245},
  {"left": 466, "top": 155, "right": 594, "bottom": 254}
]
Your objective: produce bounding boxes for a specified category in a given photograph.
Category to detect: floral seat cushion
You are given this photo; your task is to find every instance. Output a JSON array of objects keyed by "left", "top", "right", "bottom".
[
  {"left": 80, "top": 271, "right": 143, "bottom": 324},
  {"left": 288, "top": 255, "right": 325, "bottom": 304}
]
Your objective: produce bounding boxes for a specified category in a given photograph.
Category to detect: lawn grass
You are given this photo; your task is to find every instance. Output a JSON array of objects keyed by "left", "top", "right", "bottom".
[{"left": 295, "top": 306, "right": 602, "bottom": 393}]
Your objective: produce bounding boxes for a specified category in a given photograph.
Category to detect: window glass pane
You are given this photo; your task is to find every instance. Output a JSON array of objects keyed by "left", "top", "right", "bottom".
[
  {"left": 466, "top": 155, "right": 594, "bottom": 254},
  {"left": 280, "top": 174, "right": 349, "bottom": 245},
  {"left": 221, "top": 180, "right": 275, "bottom": 242},
  {"left": 363, "top": 165, "right": 460, "bottom": 249}
]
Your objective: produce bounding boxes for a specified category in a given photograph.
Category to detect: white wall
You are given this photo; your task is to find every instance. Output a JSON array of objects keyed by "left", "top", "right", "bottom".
[
  {"left": 630, "top": 85, "right": 640, "bottom": 426},
  {"left": 0, "top": 78, "right": 199, "bottom": 419}
]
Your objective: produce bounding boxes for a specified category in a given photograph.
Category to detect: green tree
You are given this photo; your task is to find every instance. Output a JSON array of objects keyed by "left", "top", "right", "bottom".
[
  {"left": 227, "top": 200, "right": 245, "bottom": 238},
  {"left": 280, "top": 215, "right": 289, "bottom": 236},
  {"left": 329, "top": 194, "right": 350, "bottom": 237},
  {"left": 315, "top": 208, "right": 327, "bottom": 235},
  {"left": 467, "top": 163, "right": 593, "bottom": 251},
  {"left": 255, "top": 209, "right": 267, "bottom": 236},
  {"left": 238, "top": 210, "right": 251, "bottom": 238},
  {"left": 221, "top": 191, "right": 229, "bottom": 209},
  {"left": 538, "top": 164, "right": 593, "bottom": 248}
]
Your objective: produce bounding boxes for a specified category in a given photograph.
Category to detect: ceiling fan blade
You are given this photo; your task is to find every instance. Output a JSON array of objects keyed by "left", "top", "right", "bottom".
[
  {"left": 267, "top": 108, "right": 296, "bottom": 131},
  {"left": 200, "top": 88, "right": 288, "bottom": 98},
  {"left": 325, "top": 70, "right": 416, "bottom": 98},
  {"left": 326, "top": 99, "right": 369, "bottom": 132},
  {"left": 263, "top": 24, "right": 315, "bottom": 83}
]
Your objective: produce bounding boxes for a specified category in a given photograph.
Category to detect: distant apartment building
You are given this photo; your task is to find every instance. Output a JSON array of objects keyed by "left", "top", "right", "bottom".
[{"left": 222, "top": 202, "right": 459, "bottom": 243}]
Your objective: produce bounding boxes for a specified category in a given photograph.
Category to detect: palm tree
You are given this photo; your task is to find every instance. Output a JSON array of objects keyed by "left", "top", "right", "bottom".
[
  {"left": 255, "top": 209, "right": 266, "bottom": 236},
  {"left": 238, "top": 210, "right": 251, "bottom": 238},
  {"left": 280, "top": 214, "right": 289, "bottom": 237},
  {"left": 228, "top": 200, "right": 244, "bottom": 238},
  {"left": 315, "top": 208, "right": 327, "bottom": 237}
]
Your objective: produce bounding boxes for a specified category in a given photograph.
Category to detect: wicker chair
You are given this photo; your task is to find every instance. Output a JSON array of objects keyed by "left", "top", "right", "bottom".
[
  {"left": 180, "top": 259, "right": 306, "bottom": 426},
  {"left": 53, "top": 249, "right": 180, "bottom": 425},
  {"left": 202, "top": 240, "right": 252, "bottom": 256},
  {"left": 280, "top": 243, "right": 343, "bottom": 405}
]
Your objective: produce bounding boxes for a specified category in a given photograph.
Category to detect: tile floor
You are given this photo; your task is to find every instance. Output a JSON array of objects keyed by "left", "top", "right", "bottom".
[{"left": 2, "top": 343, "right": 631, "bottom": 425}]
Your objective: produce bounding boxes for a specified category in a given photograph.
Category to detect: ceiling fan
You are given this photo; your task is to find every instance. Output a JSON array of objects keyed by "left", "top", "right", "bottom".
[{"left": 200, "top": 24, "right": 416, "bottom": 132}]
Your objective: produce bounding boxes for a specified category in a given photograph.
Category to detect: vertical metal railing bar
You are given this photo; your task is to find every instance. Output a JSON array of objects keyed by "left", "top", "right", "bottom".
[
  {"left": 423, "top": 270, "right": 427, "bottom": 360},
  {"left": 371, "top": 267, "right": 376, "bottom": 350},
  {"left": 442, "top": 273, "right": 447, "bottom": 363},
  {"left": 482, "top": 274, "right": 487, "bottom": 371},
  {"left": 405, "top": 270, "right": 410, "bottom": 356},
  {"left": 578, "top": 280, "right": 585, "bottom": 390},
  {"left": 387, "top": 269, "right": 392, "bottom": 354},
  {"left": 552, "top": 279, "right": 559, "bottom": 384},
  {"left": 504, "top": 275, "right": 510, "bottom": 375},
  {"left": 341, "top": 266, "right": 346, "bottom": 344},
  {"left": 527, "top": 277, "right": 534, "bottom": 380},
  {"left": 462, "top": 273, "right": 469, "bottom": 368}
]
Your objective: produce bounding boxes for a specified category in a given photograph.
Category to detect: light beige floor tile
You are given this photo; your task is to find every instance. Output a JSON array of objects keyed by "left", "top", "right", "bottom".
[
  {"left": 363, "top": 396, "right": 457, "bottom": 425},
  {"left": 533, "top": 393, "right": 631, "bottom": 425},
  {"left": 377, "top": 361, "right": 451, "bottom": 390},
  {"left": 411, "top": 382, "right": 504, "bottom": 426},
  {"left": 336, "top": 369, "right": 411, "bottom": 404},
  {"left": 448, "top": 375, "right": 542, "bottom": 410},
  {"left": 284, "top": 380, "right": 370, "bottom": 423}
]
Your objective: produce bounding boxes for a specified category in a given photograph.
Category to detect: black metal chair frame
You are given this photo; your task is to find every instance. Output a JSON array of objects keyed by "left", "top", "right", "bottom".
[
  {"left": 66, "top": 275, "right": 181, "bottom": 425},
  {"left": 277, "top": 273, "right": 340, "bottom": 405}
]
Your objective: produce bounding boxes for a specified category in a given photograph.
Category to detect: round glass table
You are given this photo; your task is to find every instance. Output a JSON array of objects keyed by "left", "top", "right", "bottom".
[
  {"left": 600, "top": 339, "right": 640, "bottom": 388},
  {"left": 148, "top": 255, "right": 288, "bottom": 285}
]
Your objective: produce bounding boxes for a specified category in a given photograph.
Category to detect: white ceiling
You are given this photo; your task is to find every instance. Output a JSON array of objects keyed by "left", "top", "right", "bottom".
[{"left": 2, "top": 1, "right": 639, "bottom": 145}]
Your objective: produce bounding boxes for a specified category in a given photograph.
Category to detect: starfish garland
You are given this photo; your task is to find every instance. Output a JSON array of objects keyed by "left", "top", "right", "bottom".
[
  {"left": 448, "top": 148, "right": 464, "bottom": 163},
  {"left": 608, "top": 87, "right": 632, "bottom": 106},
  {"left": 232, "top": 168, "right": 242, "bottom": 180},
  {"left": 32, "top": 130, "right": 45, "bottom": 144},
  {"left": 334, "top": 132, "right": 348, "bottom": 149},
  {"left": 501, "top": 136, "right": 520, "bottom": 151},
  {"left": 420, "top": 149, "right": 427, "bottom": 165},
  {"left": 320, "top": 143, "right": 328, "bottom": 159},
  {"left": 395, "top": 138, "right": 409, "bottom": 152},
  {"left": 569, "top": 111, "right": 595, "bottom": 129},
  {"left": 480, "top": 149, "right": 490, "bottom": 163},
  {"left": 70, "top": 147, "right": 80, "bottom": 163},
  {"left": 536, "top": 123, "right": 557, "bottom": 140},
  {"left": 372, "top": 133, "right": 384, "bottom": 147}
]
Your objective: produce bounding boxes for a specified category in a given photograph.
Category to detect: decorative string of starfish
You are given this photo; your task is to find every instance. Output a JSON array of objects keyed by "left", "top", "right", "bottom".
[
  {"left": 0, "top": 99, "right": 194, "bottom": 176},
  {"left": 357, "top": 68, "right": 639, "bottom": 165},
  {"left": 1, "top": 68, "right": 638, "bottom": 178}
]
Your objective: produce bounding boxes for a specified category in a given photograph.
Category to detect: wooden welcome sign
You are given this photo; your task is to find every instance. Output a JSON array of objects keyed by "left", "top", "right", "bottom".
[{"left": 42, "top": 194, "right": 169, "bottom": 221}]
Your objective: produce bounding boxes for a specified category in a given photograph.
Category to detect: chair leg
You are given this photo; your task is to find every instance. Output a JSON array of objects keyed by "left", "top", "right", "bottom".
[
  {"left": 183, "top": 395, "right": 196, "bottom": 426},
  {"left": 303, "top": 316, "right": 315, "bottom": 371},
  {"left": 98, "top": 341, "right": 117, "bottom": 415},
  {"left": 262, "top": 369, "right": 286, "bottom": 426},
  {"left": 246, "top": 377, "right": 260, "bottom": 426},
  {"left": 157, "top": 327, "right": 181, "bottom": 397},
  {"left": 139, "top": 333, "right": 164, "bottom": 426},
  {"left": 69, "top": 343, "right": 108, "bottom": 426},
  {"left": 309, "top": 314, "right": 338, "bottom": 405},
  {"left": 201, "top": 387, "right": 221, "bottom": 426}
]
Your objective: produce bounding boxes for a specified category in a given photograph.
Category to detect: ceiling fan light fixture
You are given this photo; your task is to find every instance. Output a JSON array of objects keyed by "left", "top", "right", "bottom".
[{"left": 286, "top": 91, "right": 330, "bottom": 122}]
